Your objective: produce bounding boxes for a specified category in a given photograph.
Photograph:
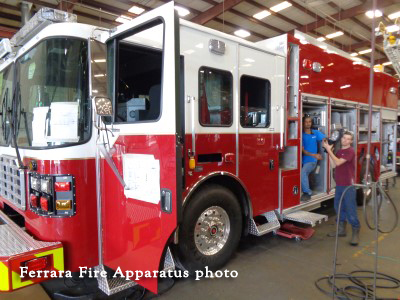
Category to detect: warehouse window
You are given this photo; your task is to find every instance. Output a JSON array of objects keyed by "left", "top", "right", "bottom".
[
  {"left": 199, "top": 67, "right": 233, "bottom": 127},
  {"left": 240, "top": 75, "right": 270, "bottom": 128}
]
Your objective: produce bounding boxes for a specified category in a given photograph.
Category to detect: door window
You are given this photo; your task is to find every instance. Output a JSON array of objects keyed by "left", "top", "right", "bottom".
[
  {"left": 240, "top": 75, "right": 270, "bottom": 128},
  {"left": 198, "top": 67, "right": 233, "bottom": 127}
]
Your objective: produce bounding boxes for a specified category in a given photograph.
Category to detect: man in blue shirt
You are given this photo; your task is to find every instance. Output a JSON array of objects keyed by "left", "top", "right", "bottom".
[{"left": 302, "top": 116, "right": 325, "bottom": 201}]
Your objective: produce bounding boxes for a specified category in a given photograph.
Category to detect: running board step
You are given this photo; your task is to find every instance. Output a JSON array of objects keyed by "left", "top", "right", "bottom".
[
  {"left": 96, "top": 247, "right": 175, "bottom": 296},
  {"left": 249, "top": 211, "right": 280, "bottom": 236},
  {"left": 282, "top": 211, "right": 328, "bottom": 227}
]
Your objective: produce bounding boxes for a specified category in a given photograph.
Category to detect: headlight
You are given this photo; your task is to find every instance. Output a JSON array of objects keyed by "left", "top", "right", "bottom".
[
  {"left": 40, "top": 178, "right": 52, "bottom": 194},
  {"left": 31, "top": 177, "right": 41, "bottom": 191}
]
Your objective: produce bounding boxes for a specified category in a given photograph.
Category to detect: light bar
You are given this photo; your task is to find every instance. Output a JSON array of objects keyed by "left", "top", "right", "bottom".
[
  {"left": 175, "top": 6, "right": 190, "bottom": 17},
  {"left": 316, "top": 37, "right": 325, "bottom": 42},
  {"left": 11, "top": 8, "right": 77, "bottom": 46},
  {"left": 116, "top": 15, "right": 132, "bottom": 23},
  {"left": 389, "top": 11, "right": 400, "bottom": 20},
  {"left": 326, "top": 31, "right": 343, "bottom": 39},
  {"left": 253, "top": 10, "right": 271, "bottom": 20},
  {"left": 382, "top": 61, "right": 392, "bottom": 66},
  {"left": 270, "top": 1, "right": 292, "bottom": 13},
  {"left": 365, "top": 10, "right": 382, "bottom": 19},
  {"left": 234, "top": 29, "right": 251, "bottom": 38},
  {"left": 358, "top": 49, "right": 372, "bottom": 55},
  {"left": 128, "top": 5, "right": 145, "bottom": 15},
  {"left": 0, "top": 39, "right": 12, "bottom": 59}
]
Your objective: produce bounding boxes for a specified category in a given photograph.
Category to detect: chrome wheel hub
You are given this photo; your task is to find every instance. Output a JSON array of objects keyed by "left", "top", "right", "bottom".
[{"left": 194, "top": 206, "right": 230, "bottom": 256}]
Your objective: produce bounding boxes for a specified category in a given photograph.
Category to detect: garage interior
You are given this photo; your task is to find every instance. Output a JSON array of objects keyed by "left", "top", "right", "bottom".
[{"left": 1, "top": 0, "right": 400, "bottom": 299}]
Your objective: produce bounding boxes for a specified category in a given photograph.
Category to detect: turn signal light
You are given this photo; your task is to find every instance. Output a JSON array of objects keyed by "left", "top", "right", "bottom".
[
  {"left": 30, "top": 194, "right": 38, "bottom": 207},
  {"left": 56, "top": 200, "right": 72, "bottom": 210},
  {"left": 54, "top": 182, "right": 71, "bottom": 192},
  {"left": 24, "top": 257, "right": 48, "bottom": 272},
  {"left": 40, "top": 197, "right": 49, "bottom": 211}
]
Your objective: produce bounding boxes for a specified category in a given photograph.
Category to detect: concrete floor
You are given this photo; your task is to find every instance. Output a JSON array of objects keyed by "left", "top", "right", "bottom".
[{"left": 2, "top": 180, "right": 400, "bottom": 300}]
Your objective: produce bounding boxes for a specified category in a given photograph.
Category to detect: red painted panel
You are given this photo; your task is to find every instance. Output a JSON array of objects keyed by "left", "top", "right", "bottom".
[
  {"left": 288, "top": 35, "right": 398, "bottom": 109},
  {"left": 183, "top": 133, "right": 236, "bottom": 199},
  {"left": 239, "top": 133, "right": 280, "bottom": 215},
  {"left": 356, "top": 142, "right": 381, "bottom": 183},
  {"left": 282, "top": 172, "right": 301, "bottom": 209},
  {"left": 102, "top": 135, "right": 178, "bottom": 294},
  {"left": 0, "top": 158, "right": 98, "bottom": 272}
]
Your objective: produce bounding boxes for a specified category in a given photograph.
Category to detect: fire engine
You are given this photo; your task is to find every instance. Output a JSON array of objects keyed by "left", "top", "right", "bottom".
[{"left": 0, "top": 2, "right": 398, "bottom": 296}]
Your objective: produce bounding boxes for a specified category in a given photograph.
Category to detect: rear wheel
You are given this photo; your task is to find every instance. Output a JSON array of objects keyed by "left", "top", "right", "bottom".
[{"left": 176, "top": 184, "right": 242, "bottom": 274}]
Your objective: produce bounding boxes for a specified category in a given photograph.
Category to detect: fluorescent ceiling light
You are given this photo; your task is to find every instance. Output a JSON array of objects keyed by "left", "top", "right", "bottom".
[
  {"left": 389, "top": 11, "right": 400, "bottom": 19},
  {"left": 128, "top": 5, "right": 145, "bottom": 15},
  {"left": 325, "top": 79, "right": 333, "bottom": 83},
  {"left": 253, "top": 10, "right": 271, "bottom": 20},
  {"left": 270, "top": 1, "right": 292, "bottom": 12},
  {"left": 116, "top": 15, "right": 131, "bottom": 23},
  {"left": 382, "top": 61, "right": 392, "bottom": 66},
  {"left": 175, "top": 6, "right": 190, "bottom": 17},
  {"left": 350, "top": 53, "right": 358, "bottom": 56},
  {"left": 94, "top": 74, "right": 105, "bottom": 77},
  {"left": 386, "top": 25, "right": 400, "bottom": 33},
  {"left": 94, "top": 59, "right": 106, "bottom": 63},
  {"left": 326, "top": 31, "right": 343, "bottom": 39},
  {"left": 316, "top": 37, "right": 325, "bottom": 42},
  {"left": 234, "top": 29, "right": 251, "bottom": 38},
  {"left": 358, "top": 49, "right": 372, "bottom": 54},
  {"left": 365, "top": 10, "right": 382, "bottom": 19}
]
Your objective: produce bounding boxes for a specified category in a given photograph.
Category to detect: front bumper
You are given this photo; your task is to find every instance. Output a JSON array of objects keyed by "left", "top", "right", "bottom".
[{"left": 0, "top": 209, "right": 63, "bottom": 292}]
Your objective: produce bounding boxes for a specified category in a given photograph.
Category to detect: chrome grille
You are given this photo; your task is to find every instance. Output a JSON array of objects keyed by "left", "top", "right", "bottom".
[{"left": 0, "top": 155, "right": 26, "bottom": 210}]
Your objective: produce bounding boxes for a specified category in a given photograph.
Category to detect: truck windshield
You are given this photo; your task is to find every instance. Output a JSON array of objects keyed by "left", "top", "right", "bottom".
[{"left": 15, "top": 38, "right": 90, "bottom": 148}]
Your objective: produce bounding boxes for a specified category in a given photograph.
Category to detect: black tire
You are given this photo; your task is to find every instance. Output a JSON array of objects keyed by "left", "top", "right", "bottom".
[{"left": 176, "top": 184, "right": 242, "bottom": 275}]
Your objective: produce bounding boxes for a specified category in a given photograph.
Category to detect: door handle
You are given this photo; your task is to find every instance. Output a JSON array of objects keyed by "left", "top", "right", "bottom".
[
  {"left": 225, "top": 153, "right": 235, "bottom": 163},
  {"left": 269, "top": 159, "right": 275, "bottom": 170}
]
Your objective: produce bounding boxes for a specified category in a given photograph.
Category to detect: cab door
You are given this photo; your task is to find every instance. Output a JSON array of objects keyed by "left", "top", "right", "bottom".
[
  {"left": 100, "top": 3, "right": 181, "bottom": 293},
  {"left": 238, "top": 45, "right": 285, "bottom": 216}
]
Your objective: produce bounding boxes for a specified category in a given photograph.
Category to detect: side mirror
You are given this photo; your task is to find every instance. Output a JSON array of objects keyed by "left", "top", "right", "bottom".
[{"left": 94, "top": 96, "right": 113, "bottom": 116}]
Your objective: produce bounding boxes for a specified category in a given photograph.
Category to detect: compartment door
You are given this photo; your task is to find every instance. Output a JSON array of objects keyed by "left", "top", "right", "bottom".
[{"left": 101, "top": 3, "right": 181, "bottom": 293}]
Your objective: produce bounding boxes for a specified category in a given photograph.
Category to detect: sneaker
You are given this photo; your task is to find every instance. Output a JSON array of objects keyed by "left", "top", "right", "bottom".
[{"left": 301, "top": 193, "right": 311, "bottom": 202}]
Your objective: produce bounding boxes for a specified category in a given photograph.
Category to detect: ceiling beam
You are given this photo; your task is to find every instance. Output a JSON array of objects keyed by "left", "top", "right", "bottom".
[
  {"left": 191, "top": 0, "right": 244, "bottom": 25},
  {"left": 0, "top": 25, "right": 17, "bottom": 38},
  {"left": 0, "top": 11, "right": 20, "bottom": 23},
  {"left": 228, "top": 9, "right": 285, "bottom": 35},
  {"left": 0, "top": 3, "right": 20, "bottom": 13},
  {"left": 297, "top": 0, "right": 396, "bottom": 33}
]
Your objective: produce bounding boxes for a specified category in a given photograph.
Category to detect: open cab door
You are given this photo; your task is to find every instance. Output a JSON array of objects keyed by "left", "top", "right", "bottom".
[{"left": 97, "top": 2, "right": 181, "bottom": 294}]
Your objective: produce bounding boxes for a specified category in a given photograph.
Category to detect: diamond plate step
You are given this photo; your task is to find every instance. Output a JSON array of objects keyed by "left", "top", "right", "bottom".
[
  {"left": 0, "top": 209, "right": 61, "bottom": 257},
  {"left": 249, "top": 211, "right": 280, "bottom": 236},
  {"left": 282, "top": 211, "right": 328, "bottom": 227},
  {"left": 96, "top": 247, "right": 175, "bottom": 296},
  {"left": 95, "top": 265, "right": 137, "bottom": 296}
]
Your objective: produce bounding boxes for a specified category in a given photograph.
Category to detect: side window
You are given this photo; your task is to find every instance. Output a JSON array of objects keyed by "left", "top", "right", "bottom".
[
  {"left": 240, "top": 75, "right": 270, "bottom": 128},
  {"left": 199, "top": 67, "right": 233, "bottom": 127},
  {"left": 113, "top": 20, "right": 164, "bottom": 123}
]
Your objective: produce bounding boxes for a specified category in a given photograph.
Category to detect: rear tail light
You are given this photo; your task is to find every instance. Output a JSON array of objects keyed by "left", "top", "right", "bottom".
[
  {"left": 40, "top": 197, "right": 49, "bottom": 211},
  {"left": 54, "top": 182, "right": 71, "bottom": 192},
  {"left": 24, "top": 257, "right": 48, "bottom": 272},
  {"left": 30, "top": 194, "right": 38, "bottom": 207}
]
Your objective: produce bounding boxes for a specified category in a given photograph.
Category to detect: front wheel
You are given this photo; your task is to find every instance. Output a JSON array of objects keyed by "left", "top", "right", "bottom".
[{"left": 176, "top": 184, "right": 242, "bottom": 274}]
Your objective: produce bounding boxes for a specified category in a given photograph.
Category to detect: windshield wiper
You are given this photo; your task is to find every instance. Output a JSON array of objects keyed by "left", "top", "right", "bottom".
[{"left": 9, "top": 82, "right": 26, "bottom": 169}]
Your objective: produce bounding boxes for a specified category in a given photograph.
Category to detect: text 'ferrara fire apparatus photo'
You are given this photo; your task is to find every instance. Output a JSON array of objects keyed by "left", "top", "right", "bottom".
[{"left": 0, "top": 2, "right": 398, "bottom": 296}]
